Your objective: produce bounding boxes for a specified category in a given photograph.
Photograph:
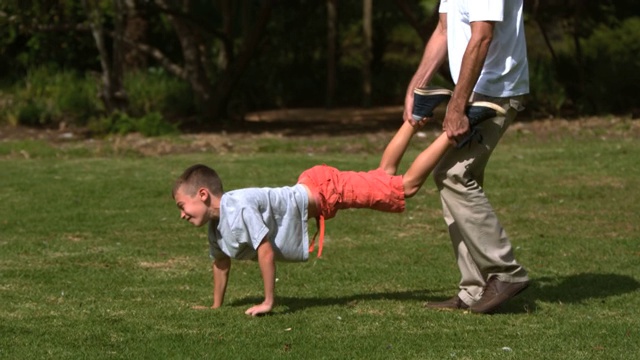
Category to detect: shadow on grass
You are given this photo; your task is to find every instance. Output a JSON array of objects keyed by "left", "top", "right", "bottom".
[
  {"left": 230, "top": 273, "right": 640, "bottom": 315},
  {"left": 229, "top": 288, "right": 433, "bottom": 314},
  {"left": 503, "top": 272, "right": 640, "bottom": 314}
]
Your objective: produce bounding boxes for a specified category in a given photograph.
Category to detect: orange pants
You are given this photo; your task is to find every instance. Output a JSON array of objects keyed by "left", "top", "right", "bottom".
[
  {"left": 298, "top": 165, "right": 405, "bottom": 220},
  {"left": 298, "top": 165, "right": 406, "bottom": 257}
]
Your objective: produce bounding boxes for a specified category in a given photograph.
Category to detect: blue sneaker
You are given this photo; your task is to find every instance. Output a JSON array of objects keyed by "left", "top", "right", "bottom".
[
  {"left": 412, "top": 87, "right": 453, "bottom": 120},
  {"left": 456, "top": 101, "right": 506, "bottom": 148},
  {"left": 466, "top": 101, "right": 505, "bottom": 127}
]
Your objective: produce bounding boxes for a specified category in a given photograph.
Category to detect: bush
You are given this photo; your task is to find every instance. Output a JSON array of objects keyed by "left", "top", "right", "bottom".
[
  {"left": 527, "top": 59, "right": 567, "bottom": 116},
  {"left": 88, "top": 111, "right": 178, "bottom": 137},
  {"left": 581, "top": 18, "right": 640, "bottom": 113},
  {"left": 552, "top": 18, "right": 640, "bottom": 115},
  {"left": 3, "top": 67, "right": 102, "bottom": 127},
  {"left": 1, "top": 66, "right": 194, "bottom": 133},
  {"left": 124, "top": 68, "right": 196, "bottom": 118}
]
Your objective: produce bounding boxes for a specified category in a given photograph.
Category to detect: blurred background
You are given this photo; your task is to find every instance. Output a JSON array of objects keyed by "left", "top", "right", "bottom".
[{"left": 0, "top": 0, "right": 638, "bottom": 136}]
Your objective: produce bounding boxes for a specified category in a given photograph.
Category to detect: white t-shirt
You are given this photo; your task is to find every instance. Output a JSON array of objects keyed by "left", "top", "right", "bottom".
[
  {"left": 208, "top": 184, "right": 310, "bottom": 262},
  {"left": 439, "top": 0, "right": 529, "bottom": 97}
]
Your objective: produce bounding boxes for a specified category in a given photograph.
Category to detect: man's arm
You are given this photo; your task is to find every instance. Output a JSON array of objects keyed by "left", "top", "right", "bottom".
[
  {"left": 443, "top": 20, "right": 494, "bottom": 144},
  {"left": 244, "top": 237, "right": 276, "bottom": 316},
  {"left": 403, "top": 12, "right": 449, "bottom": 125}
]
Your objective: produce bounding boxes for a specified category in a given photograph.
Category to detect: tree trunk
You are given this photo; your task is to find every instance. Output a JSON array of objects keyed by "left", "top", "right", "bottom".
[
  {"left": 82, "top": 0, "right": 128, "bottom": 113},
  {"left": 207, "top": 0, "right": 274, "bottom": 121},
  {"left": 123, "top": 0, "right": 149, "bottom": 70},
  {"left": 154, "top": 0, "right": 214, "bottom": 119},
  {"left": 393, "top": 0, "right": 452, "bottom": 84},
  {"left": 393, "top": 0, "right": 430, "bottom": 41},
  {"left": 111, "top": 0, "right": 127, "bottom": 108},
  {"left": 362, "top": 0, "right": 372, "bottom": 108},
  {"left": 326, "top": 0, "right": 337, "bottom": 108},
  {"left": 216, "top": 0, "right": 232, "bottom": 70}
]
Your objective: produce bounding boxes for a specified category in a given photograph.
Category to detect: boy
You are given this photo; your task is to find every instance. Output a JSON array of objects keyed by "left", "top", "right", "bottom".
[{"left": 173, "top": 89, "right": 505, "bottom": 316}]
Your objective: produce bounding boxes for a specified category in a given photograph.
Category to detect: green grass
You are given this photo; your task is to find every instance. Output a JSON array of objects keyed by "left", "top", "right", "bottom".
[{"left": 1, "top": 126, "right": 639, "bottom": 359}]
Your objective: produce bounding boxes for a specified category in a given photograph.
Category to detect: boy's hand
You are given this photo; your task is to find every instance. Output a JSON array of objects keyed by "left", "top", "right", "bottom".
[
  {"left": 247, "top": 238, "right": 276, "bottom": 317},
  {"left": 245, "top": 302, "right": 273, "bottom": 316}
]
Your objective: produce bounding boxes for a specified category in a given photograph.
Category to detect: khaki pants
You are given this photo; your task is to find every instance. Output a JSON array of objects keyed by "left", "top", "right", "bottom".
[{"left": 433, "top": 93, "right": 529, "bottom": 306}]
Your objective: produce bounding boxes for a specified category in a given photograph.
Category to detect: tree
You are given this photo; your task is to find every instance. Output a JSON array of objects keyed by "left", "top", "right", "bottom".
[
  {"left": 392, "top": 0, "right": 452, "bottom": 85},
  {"left": 362, "top": 0, "right": 372, "bottom": 108},
  {"left": 82, "top": 0, "right": 128, "bottom": 113},
  {"left": 326, "top": 0, "right": 337, "bottom": 108}
]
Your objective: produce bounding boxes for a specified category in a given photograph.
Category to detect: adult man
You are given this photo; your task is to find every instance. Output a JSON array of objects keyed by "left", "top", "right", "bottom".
[{"left": 404, "top": 0, "right": 530, "bottom": 314}]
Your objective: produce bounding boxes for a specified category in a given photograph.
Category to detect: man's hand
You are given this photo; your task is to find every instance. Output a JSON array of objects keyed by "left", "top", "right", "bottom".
[
  {"left": 442, "top": 108, "right": 470, "bottom": 146},
  {"left": 410, "top": 116, "right": 432, "bottom": 129}
]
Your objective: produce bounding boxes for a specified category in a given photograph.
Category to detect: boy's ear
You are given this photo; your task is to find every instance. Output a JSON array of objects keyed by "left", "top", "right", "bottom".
[{"left": 197, "top": 188, "right": 210, "bottom": 201}]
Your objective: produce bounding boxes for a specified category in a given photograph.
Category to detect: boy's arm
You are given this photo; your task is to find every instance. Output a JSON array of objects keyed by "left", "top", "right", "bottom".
[
  {"left": 192, "top": 255, "right": 230, "bottom": 310},
  {"left": 212, "top": 256, "right": 231, "bottom": 308},
  {"left": 244, "top": 237, "right": 276, "bottom": 316}
]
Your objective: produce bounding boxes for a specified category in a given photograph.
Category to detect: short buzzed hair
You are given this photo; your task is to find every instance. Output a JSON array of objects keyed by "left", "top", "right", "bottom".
[{"left": 172, "top": 164, "right": 224, "bottom": 198}]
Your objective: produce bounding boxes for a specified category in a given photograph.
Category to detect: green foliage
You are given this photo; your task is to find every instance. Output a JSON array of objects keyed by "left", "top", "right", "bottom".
[
  {"left": 0, "top": 66, "right": 188, "bottom": 135},
  {"left": 1, "top": 66, "right": 101, "bottom": 126},
  {"left": 1, "top": 0, "right": 639, "bottom": 121},
  {"left": 524, "top": 1, "right": 640, "bottom": 115},
  {"left": 1, "top": 130, "right": 639, "bottom": 358},
  {"left": 581, "top": 18, "right": 640, "bottom": 113},
  {"left": 0, "top": 0, "right": 96, "bottom": 80},
  {"left": 527, "top": 59, "right": 567, "bottom": 115},
  {"left": 88, "top": 111, "right": 178, "bottom": 137},
  {"left": 124, "top": 68, "right": 196, "bottom": 118},
  {"left": 552, "top": 17, "right": 640, "bottom": 115}
]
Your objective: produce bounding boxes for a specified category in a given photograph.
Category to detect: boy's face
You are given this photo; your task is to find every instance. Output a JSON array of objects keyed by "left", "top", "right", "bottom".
[{"left": 174, "top": 186, "right": 210, "bottom": 227}]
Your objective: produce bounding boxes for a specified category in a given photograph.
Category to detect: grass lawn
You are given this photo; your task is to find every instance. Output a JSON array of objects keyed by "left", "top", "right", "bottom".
[{"left": 1, "top": 120, "right": 639, "bottom": 359}]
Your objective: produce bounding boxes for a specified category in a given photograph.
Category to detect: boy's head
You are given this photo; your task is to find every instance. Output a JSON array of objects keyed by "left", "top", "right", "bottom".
[{"left": 173, "top": 164, "right": 223, "bottom": 227}]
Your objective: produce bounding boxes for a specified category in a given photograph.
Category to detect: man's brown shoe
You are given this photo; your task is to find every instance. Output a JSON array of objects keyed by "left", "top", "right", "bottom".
[
  {"left": 470, "top": 277, "right": 530, "bottom": 314},
  {"left": 424, "top": 296, "right": 469, "bottom": 310}
]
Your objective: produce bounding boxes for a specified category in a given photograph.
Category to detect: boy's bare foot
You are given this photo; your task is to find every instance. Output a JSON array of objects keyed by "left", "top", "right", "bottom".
[{"left": 245, "top": 302, "right": 273, "bottom": 316}]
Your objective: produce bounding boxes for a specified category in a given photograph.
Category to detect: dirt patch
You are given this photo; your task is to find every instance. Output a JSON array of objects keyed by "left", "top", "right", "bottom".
[{"left": 1, "top": 107, "right": 638, "bottom": 157}]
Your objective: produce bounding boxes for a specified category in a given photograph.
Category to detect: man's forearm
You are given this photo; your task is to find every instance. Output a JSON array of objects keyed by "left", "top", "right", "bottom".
[
  {"left": 404, "top": 13, "right": 448, "bottom": 122},
  {"left": 407, "top": 15, "right": 448, "bottom": 91},
  {"left": 449, "top": 21, "right": 494, "bottom": 113},
  {"left": 410, "top": 38, "right": 447, "bottom": 89}
]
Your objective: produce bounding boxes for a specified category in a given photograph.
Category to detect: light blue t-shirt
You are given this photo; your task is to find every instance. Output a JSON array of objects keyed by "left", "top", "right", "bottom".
[{"left": 208, "top": 184, "right": 310, "bottom": 262}]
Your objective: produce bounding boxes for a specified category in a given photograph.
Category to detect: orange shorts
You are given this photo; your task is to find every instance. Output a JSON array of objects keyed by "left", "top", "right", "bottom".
[{"left": 297, "top": 164, "right": 405, "bottom": 220}]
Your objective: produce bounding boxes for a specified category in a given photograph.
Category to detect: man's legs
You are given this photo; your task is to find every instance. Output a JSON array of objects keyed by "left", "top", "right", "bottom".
[{"left": 432, "top": 96, "right": 529, "bottom": 310}]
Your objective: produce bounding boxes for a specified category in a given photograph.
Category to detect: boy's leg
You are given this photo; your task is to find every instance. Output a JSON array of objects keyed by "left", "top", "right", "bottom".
[
  {"left": 401, "top": 133, "right": 452, "bottom": 198},
  {"left": 379, "top": 121, "right": 421, "bottom": 175},
  {"left": 379, "top": 87, "right": 453, "bottom": 175},
  {"left": 401, "top": 102, "right": 508, "bottom": 198}
]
